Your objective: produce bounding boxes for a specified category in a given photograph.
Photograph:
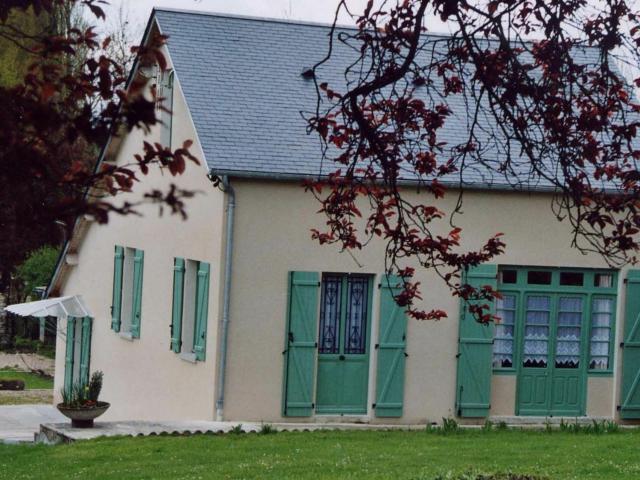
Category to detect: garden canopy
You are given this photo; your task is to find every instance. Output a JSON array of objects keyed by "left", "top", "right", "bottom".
[{"left": 5, "top": 295, "right": 92, "bottom": 318}]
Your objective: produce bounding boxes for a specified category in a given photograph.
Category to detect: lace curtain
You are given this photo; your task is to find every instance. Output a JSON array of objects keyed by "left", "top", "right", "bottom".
[
  {"left": 493, "top": 295, "right": 516, "bottom": 368},
  {"left": 555, "top": 297, "right": 582, "bottom": 368},
  {"left": 590, "top": 298, "right": 613, "bottom": 370},
  {"left": 523, "top": 296, "right": 551, "bottom": 367}
]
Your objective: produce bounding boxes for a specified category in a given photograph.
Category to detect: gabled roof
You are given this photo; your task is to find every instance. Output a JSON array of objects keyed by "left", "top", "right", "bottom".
[{"left": 153, "top": 8, "right": 612, "bottom": 191}]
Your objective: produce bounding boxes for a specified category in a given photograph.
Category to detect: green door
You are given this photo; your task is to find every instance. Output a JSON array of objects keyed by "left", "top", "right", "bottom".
[
  {"left": 517, "top": 294, "right": 585, "bottom": 416},
  {"left": 316, "top": 275, "right": 372, "bottom": 414}
]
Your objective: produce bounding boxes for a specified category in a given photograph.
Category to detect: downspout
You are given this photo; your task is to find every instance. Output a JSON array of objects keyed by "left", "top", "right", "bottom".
[{"left": 215, "top": 174, "right": 235, "bottom": 421}]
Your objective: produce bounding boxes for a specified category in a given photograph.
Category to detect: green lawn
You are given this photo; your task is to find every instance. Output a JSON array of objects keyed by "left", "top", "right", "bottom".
[
  {"left": 1, "top": 429, "right": 639, "bottom": 479},
  {"left": 0, "top": 368, "right": 53, "bottom": 390}
]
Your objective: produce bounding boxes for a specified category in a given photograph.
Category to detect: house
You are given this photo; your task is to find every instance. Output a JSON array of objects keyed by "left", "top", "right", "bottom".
[{"left": 47, "top": 8, "right": 640, "bottom": 424}]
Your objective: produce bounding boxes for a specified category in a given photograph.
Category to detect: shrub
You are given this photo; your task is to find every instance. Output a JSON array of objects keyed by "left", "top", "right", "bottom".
[
  {"left": 441, "top": 417, "right": 459, "bottom": 434},
  {"left": 229, "top": 424, "right": 244, "bottom": 434},
  {"left": 259, "top": 423, "right": 277, "bottom": 435}
]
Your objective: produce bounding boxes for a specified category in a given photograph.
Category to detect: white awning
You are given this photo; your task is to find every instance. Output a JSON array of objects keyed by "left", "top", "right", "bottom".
[{"left": 5, "top": 295, "right": 92, "bottom": 318}]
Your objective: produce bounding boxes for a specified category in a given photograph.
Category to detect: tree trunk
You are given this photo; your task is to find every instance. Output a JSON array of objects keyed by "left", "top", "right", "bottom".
[{"left": 0, "top": 289, "right": 12, "bottom": 349}]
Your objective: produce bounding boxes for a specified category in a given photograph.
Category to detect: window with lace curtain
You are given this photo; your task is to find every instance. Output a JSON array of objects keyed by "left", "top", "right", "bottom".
[
  {"left": 495, "top": 267, "right": 617, "bottom": 375},
  {"left": 589, "top": 297, "right": 615, "bottom": 371},
  {"left": 493, "top": 294, "right": 516, "bottom": 368}
]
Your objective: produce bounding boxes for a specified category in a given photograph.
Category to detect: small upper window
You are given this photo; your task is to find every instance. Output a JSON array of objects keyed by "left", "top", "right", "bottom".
[
  {"left": 500, "top": 270, "right": 517, "bottom": 284},
  {"left": 527, "top": 270, "right": 552, "bottom": 285},
  {"left": 560, "top": 271, "right": 584, "bottom": 286},
  {"left": 594, "top": 273, "right": 613, "bottom": 288},
  {"left": 159, "top": 69, "right": 174, "bottom": 148}
]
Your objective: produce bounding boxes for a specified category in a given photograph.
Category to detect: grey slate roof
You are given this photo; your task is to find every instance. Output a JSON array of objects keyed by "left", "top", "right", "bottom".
[{"left": 152, "top": 8, "right": 611, "bottom": 190}]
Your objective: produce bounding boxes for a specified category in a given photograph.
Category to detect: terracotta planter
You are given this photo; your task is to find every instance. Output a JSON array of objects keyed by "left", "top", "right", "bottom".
[{"left": 56, "top": 402, "right": 110, "bottom": 428}]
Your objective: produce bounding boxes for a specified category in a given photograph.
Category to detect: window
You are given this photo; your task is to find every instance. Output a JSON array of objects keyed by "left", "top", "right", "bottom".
[
  {"left": 594, "top": 273, "right": 613, "bottom": 288},
  {"left": 555, "top": 297, "right": 583, "bottom": 369},
  {"left": 523, "top": 295, "right": 551, "bottom": 368},
  {"left": 493, "top": 294, "right": 516, "bottom": 368},
  {"left": 500, "top": 270, "right": 518, "bottom": 284},
  {"left": 171, "top": 258, "right": 210, "bottom": 362},
  {"left": 158, "top": 68, "right": 174, "bottom": 148},
  {"left": 527, "top": 270, "right": 552, "bottom": 285},
  {"left": 560, "top": 272, "right": 584, "bottom": 286},
  {"left": 494, "top": 266, "right": 617, "bottom": 375},
  {"left": 64, "top": 317, "right": 92, "bottom": 394},
  {"left": 110, "top": 245, "right": 144, "bottom": 339},
  {"left": 589, "top": 297, "right": 614, "bottom": 371},
  {"left": 318, "top": 274, "right": 371, "bottom": 355}
]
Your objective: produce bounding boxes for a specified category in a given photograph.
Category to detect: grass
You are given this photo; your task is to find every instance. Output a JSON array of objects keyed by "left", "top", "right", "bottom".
[
  {"left": 0, "top": 391, "right": 52, "bottom": 405},
  {"left": 1, "top": 429, "right": 639, "bottom": 479},
  {"left": 0, "top": 368, "right": 53, "bottom": 390}
]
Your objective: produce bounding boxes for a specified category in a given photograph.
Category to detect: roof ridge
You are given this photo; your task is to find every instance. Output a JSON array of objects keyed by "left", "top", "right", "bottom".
[
  {"left": 152, "top": 7, "right": 602, "bottom": 49},
  {"left": 152, "top": 7, "right": 360, "bottom": 31}
]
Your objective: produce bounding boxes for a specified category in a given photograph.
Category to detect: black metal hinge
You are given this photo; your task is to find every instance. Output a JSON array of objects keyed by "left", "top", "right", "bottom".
[
  {"left": 617, "top": 405, "right": 622, "bottom": 411},
  {"left": 620, "top": 342, "right": 625, "bottom": 348},
  {"left": 372, "top": 403, "right": 377, "bottom": 408}
]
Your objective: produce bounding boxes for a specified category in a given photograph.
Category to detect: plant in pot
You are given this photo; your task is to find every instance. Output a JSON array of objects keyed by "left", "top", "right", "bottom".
[{"left": 57, "top": 371, "right": 110, "bottom": 428}]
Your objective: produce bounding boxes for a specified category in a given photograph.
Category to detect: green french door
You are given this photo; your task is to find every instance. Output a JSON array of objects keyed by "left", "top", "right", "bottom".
[
  {"left": 517, "top": 294, "right": 586, "bottom": 416},
  {"left": 316, "top": 274, "right": 373, "bottom": 414}
]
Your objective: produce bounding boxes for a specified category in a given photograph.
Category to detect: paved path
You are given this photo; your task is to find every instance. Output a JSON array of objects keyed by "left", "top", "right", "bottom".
[{"left": 0, "top": 404, "right": 64, "bottom": 443}]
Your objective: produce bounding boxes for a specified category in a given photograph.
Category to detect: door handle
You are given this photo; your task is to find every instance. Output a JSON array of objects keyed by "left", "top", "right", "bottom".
[{"left": 339, "top": 355, "right": 345, "bottom": 361}]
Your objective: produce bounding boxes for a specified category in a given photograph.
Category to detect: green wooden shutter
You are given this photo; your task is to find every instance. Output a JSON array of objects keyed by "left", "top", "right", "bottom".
[
  {"left": 111, "top": 246, "right": 124, "bottom": 332},
  {"left": 455, "top": 264, "right": 497, "bottom": 418},
  {"left": 621, "top": 269, "right": 640, "bottom": 419},
  {"left": 130, "top": 249, "right": 144, "bottom": 338},
  {"left": 171, "top": 258, "right": 185, "bottom": 353},
  {"left": 283, "top": 271, "right": 320, "bottom": 417},
  {"left": 193, "top": 261, "right": 210, "bottom": 361},
  {"left": 375, "top": 274, "right": 408, "bottom": 417},
  {"left": 64, "top": 317, "right": 76, "bottom": 395},
  {"left": 79, "top": 317, "right": 92, "bottom": 386}
]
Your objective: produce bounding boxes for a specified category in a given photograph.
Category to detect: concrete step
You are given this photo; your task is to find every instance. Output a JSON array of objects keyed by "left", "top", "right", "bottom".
[{"left": 489, "top": 416, "right": 612, "bottom": 426}]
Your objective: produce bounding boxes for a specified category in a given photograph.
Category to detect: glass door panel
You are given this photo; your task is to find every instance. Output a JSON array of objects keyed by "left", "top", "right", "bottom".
[
  {"left": 523, "top": 296, "right": 551, "bottom": 368},
  {"left": 518, "top": 295, "right": 552, "bottom": 415}
]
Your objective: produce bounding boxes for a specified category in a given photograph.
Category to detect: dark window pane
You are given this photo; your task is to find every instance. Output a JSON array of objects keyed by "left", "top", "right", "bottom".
[
  {"left": 318, "top": 276, "right": 341, "bottom": 354},
  {"left": 560, "top": 272, "right": 584, "bottom": 286},
  {"left": 344, "top": 276, "right": 369, "bottom": 354},
  {"left": 500, "top": 270, "right": 517, "bottom": 284},
  {"left": 527, "top": 271, "right": 552, "bottom": 285}
]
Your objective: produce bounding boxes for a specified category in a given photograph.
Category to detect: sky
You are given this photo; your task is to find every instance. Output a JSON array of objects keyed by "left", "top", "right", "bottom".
[{"left": 102, "top": 0, "right": 450, "bottom": 40}]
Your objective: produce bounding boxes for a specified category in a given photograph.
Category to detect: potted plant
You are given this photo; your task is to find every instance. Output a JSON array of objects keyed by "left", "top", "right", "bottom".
[{"left": 57, "top": 371, "right": 109, "bottom": 428}]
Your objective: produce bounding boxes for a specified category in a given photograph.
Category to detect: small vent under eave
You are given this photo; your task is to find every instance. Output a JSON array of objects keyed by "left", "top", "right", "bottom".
[{"left": 301, "top": 67, "right": 315, "bottom": 80}]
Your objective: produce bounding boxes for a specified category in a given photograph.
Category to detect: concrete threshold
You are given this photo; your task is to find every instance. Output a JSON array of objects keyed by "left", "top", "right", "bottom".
[
  {"left": 36, "top": 416, "right": 639, "bottom": 444},
  {"left": 38, "top": 420, "right": 429, "bottom": 444}
]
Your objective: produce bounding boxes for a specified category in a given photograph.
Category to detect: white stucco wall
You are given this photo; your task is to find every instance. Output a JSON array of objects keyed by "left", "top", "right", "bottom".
[
  {"left": 53, "top": 58, "right": 226, "bottom": 421},
  {"left": 222, "top": 179, "right": 625, "bottom": 423}
]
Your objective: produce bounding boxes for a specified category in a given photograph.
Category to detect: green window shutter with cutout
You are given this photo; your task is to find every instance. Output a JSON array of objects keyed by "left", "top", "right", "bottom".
[
  {"left": 193, "top": 262, "right": 210, "bottom": 361},
  {"left": 111, "top": 246, "right": 124, "bottom": 332},
  {"left": 455, "top": 264, "right": 497, "bottom": 418},
  {"left": 64, "top": 317, "right": 76, "bottom": 395},
  {"left": 171, "top": 258, "right": 185, "bottom": 353},
  {"left": 130, "top": 249, "right": 144, "bottom": 338},
  {"left": 621, "top": 269, "right": 640, "bottom": 419},
  {"left": 79, "top": 317, "right": 93, "bottom": 386},
  {"left": 282, "top": 271, "right": 320, "bottom": 417},
  {"left": 375, "top": 274, "right": 408, "bottom": 418}
]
